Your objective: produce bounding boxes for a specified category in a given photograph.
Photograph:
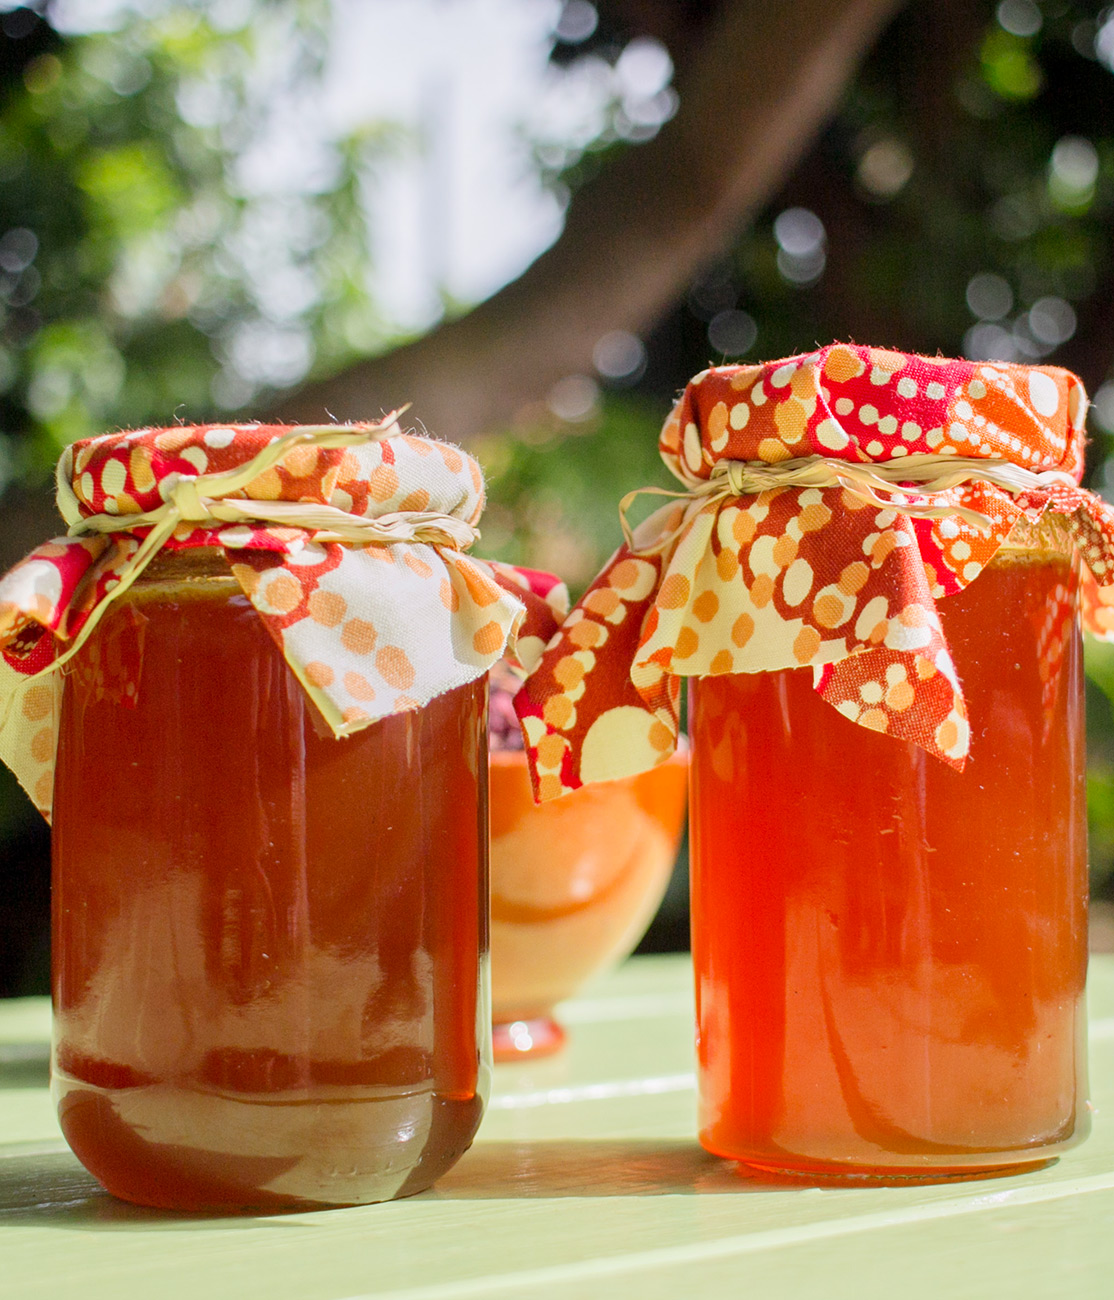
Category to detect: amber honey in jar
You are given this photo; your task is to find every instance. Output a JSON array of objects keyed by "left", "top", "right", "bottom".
[
  {"left": 515, "top": 348, "right": 1113, "bottom": 1183},
  {"left": 51, "top": 551, "right": 488, "bottom": 1209},
  {"left": 0, "top": 419, "right": 556, "bottom": 1211},
  {"left": 689, "top": 538, "right": 1089, "bottom": 1178}
]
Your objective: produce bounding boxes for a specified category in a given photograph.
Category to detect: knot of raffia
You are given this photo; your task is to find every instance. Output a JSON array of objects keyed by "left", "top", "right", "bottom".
[
  {"left": 43, "top": 415, "right": 479, "bottom": 681},
  {"left": 620, "top": 452, "right": 1079, "bottom": 556}
]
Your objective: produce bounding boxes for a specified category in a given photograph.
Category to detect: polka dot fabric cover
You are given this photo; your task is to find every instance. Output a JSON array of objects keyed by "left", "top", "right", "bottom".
[
  {"left": 0, "top": 421, "right": 568, "bottom": 820},
  {"left": 516, "top": 344, "right": 1114, "bottom": 801}
]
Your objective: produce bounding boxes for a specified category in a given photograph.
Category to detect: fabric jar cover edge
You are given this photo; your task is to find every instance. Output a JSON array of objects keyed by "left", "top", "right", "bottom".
[
  {"left": 515, "top": 343, "right": 1114, "bottom": 802},
  {"left": 0, "top": 416, "right": 569, "bottom": 820}
]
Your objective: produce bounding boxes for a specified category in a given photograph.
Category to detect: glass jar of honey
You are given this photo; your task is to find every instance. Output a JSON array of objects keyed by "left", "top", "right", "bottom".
[
  {"left": 689, "top": 535, "right": 1089, "bottom": 1177},
  {"left": 516, "top": 347, "right": 1113, "bottom": 1181},
  {"left": 51, "top": 550, "right": 489, "bottom": 1209},
  {"left": 0, "top": 419, "right": 558, "bottom": 1210}
]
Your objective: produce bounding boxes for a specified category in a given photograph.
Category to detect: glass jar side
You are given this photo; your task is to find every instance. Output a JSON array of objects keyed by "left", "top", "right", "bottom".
[
  {"left": 688, "top": 543, "right": 1089, "bottom": 1178},
  {"left": 51, "top": 553, "right": 490, "bottom": 1210}
]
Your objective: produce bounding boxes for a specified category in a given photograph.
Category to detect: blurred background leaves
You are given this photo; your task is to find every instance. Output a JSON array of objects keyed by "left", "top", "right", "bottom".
[{"left": 0, "top": 0, "right": 383, "bottom": 478}]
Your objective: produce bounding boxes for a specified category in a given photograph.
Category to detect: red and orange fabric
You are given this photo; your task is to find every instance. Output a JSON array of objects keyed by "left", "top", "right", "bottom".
[
  {"left": 0, "top": 416, "right": 567, "bottom": 819},
  {"left": 516, "top": 344, "right": 1114, "bottom": 801}
]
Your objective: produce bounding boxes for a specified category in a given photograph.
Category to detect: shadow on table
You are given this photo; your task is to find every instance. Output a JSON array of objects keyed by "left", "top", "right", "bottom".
[
  {"left": 429, "top": 1139, "right": 1041, "bottom": 1200},
  {"left": 0, "top": 1150, "right": 311, "bottom": 1230},
  {"left": 1, "top": 1139, "right": 1008, "bottom": 1226},
  {"left": 0, "top": 1140, "right": 813, "bottom": 1229},
  {"left": 430, "top": 1139, "right": 808, "bottom": 1198}
]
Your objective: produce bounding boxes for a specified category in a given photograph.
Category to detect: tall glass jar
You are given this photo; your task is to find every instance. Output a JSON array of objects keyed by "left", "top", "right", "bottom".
[
  {"left": 514, "top": 349, "right": 1108, "bottom": 1181},
  {"left": 51, "top": 551, "right": 490, "bottom": 1210},
  {"left": 689, "top": 537, "right": 1089, "bottom": 1178}
]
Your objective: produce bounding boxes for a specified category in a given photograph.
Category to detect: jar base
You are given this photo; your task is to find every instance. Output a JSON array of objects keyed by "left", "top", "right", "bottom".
[
  {"left": 54, "top": 1071, "right": 484, "bottom": 1212},
  {"left": 733, "top": 1155, "right": 1057, "bottom": 1187},
  {"left": 492, "top": 1016, "right": 567, "bottom": 1062}
]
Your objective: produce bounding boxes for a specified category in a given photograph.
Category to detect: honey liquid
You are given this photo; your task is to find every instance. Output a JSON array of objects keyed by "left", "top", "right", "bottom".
[
  {"left": 52, "top": 569, "right": 489, "bottom": 1209},
  {"left": 689, "top": 552, "right": 1089, "bottom": 1176}
]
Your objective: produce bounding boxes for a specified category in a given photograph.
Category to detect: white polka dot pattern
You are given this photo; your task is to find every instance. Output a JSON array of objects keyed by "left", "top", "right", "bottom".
[
  {"left": 0, "top": 424, "right": 567, "bottom": 819},
  {"left": 517, "top": 345, "right": 1114, "bottom": 800}
]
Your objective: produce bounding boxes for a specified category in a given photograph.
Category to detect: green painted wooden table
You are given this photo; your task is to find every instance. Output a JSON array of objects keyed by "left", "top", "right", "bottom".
[{"left": 3, "top": 955, "right": 1113, "bottom": 1300}]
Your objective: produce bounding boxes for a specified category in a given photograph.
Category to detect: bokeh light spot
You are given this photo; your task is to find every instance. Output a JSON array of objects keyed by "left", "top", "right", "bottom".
[{"left": 708, "top": 310, "right": 757, "bottom": 357}]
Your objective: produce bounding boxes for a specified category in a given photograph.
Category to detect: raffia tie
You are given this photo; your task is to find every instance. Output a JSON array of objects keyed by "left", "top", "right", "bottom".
[
  {"left": 619, "top": 452, "right": 1080, "bottom": 555},
  {"left": 44, "top": 417, "right": 478, "bottom": 683}
]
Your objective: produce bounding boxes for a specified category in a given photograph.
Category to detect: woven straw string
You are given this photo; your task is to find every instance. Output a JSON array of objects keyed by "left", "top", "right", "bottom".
[
  {"left": 619, "top": 452, "right": 1078, "bottom": 555},
  {"left": 37, "top": 415, "right": 478, "bottom": 682}
]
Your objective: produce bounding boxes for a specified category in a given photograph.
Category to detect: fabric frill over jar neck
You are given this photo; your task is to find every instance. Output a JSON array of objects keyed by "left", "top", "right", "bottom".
[
  {"left": 0, "top": 416, "right": 568, "bottom": 820},
  {"left": 514, "top": 344, "right": 1114, "bottom": 802}
]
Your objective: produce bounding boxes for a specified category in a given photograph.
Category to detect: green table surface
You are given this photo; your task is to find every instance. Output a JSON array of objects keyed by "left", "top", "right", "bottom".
[{"left": 2, "top": 954, "right": 1113, "bottom": 1300}]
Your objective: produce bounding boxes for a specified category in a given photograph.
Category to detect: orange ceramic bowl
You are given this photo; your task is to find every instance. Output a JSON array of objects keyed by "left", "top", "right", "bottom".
[{"left": 489, "top": 749, "right": 688, "bottom": 1059}]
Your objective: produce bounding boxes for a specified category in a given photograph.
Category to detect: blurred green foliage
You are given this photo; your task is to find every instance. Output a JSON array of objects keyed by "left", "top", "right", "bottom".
[
  {"left": 0, "top": 0, "right": 380, "bottom": 480},
  {"left": 1086, "top": 639, "right": 1114, "bottom": 895},
  {"left": 476, "top": 395, "right": 674, "bottom": 598}
]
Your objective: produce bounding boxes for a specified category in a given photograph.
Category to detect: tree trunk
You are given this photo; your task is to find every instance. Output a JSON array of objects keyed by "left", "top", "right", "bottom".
[{"left": 272, "top": 0, "right": 905, "bottom": 438}]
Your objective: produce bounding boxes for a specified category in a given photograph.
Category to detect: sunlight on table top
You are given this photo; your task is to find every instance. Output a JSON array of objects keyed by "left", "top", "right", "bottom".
[{"left": 2, "top": 955, "right": 1113, "bottom": 1300}]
